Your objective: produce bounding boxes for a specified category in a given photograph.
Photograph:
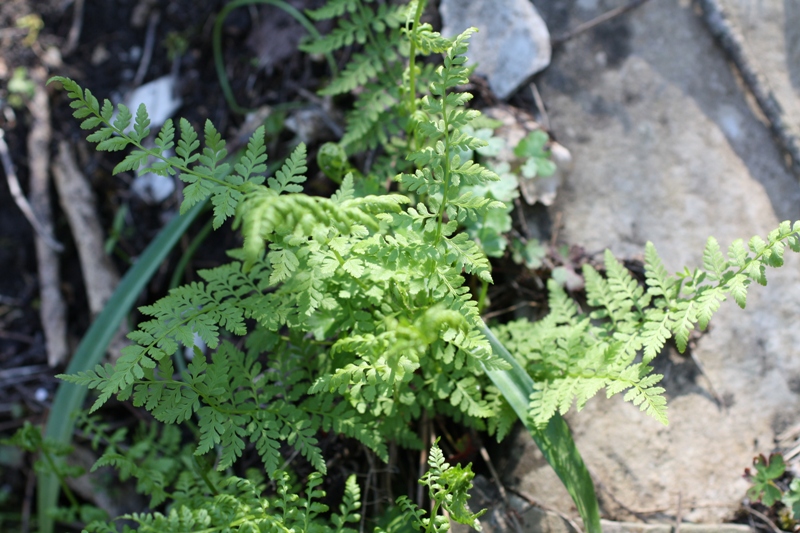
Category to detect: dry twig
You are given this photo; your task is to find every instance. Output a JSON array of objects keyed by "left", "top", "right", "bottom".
[
  {"left": 743, "top": 504, "right": 783, "bottom": 533},
  {"left": 132, "top": 10, "right": 160, "bottom": 87},
  {"left": 694, "top": 0, "right": 800, "bottom": 179},
  {"left": 0, "top": 130, "right": 63, "bottom": 251},
  {"left": 551, "top": 0, "right": 650, "bottom": 45},
  {"left": 508, "top": 486, "right": 584, "bottom": 533},
  {"left": 62, "top": 0, "right": 85, "bottom": 56},
  {"left": 27, "top": 66, "right": 68, "bottom": 367},
  {"left": 53, "top": 141, "right": 120, "bottom": 317}
]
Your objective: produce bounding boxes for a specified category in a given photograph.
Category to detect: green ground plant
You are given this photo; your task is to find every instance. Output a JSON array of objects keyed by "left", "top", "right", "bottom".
[
  {"left": 743, "top": 452, "right": 800, "bottom": 529},
  {"left": 26, "top": 0, "right": 800, "bottom": 531}
]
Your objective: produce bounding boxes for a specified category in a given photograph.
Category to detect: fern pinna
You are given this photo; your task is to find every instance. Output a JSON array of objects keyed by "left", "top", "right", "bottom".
[
  {"left": 306, "top": 0, "right": 453, "bottom": 188},
  {"left": 494, "top": 223, "right": 800, "bottom": 428},
  {"left": 51, "top": 26, "right": 510, "bottom": 486}
]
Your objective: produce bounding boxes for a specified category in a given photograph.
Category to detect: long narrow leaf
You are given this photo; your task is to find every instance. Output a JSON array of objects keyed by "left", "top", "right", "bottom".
[
  {"left": 480, "top": 323, "right": 602, "bottom": 533},
  {"left": 37, "top": 201, "right": 206, "bottom": 533}
]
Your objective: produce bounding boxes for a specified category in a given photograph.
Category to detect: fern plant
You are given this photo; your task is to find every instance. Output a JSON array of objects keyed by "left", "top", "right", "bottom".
[
  {"left": 494, "top": 223, "right": 800, "bottom": 427},
  {"left": 49, "top": 19, "right": 509, "bottom": 522},
  {"left": 308, "top": 0, "right": 453, "bottom": 189},
  {"left": 388, "top": 439, "right": 483, "bottom": 533}
]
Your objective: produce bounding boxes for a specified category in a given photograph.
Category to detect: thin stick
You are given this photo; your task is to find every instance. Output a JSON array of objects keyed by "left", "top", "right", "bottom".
[
  {"left": 0, "top": 365, "right": 50, "bottom": 382},
  {"left": 0, "top": 130, "right": 63, "bottom": 251},
  {"left": 514, "top": 198, "right": 532, "bottom": 239},
  {"left": 508, "top": 487, "right": 584, "bottom": 533},
  {"left": 417, "top": 412, "right": 430, "bottom": 508},
  {"left": 744, "top": 504, "right": 782, "bottom": 533},
  {"left": 53, "top": 141, "right": 120, "bottom": 317},
  {"left": 482, "top": 301, "right": 537, "bottom": 320},
  {"left": 27, "top": 67, "right": 68, "bottom": 367},
  {"left": 0, "top": 330, "right": 37, "bottom": 344},
  {"left": 529, "top": 83, "right": 550, "bottom": 131},
  {"left": 475, "top": 434, "right": 525, "bottom": 533},
  {"left": 695, "top": 0, "right": 800, "bottom": 179},
  {"left": 21, "top": 467, "right": 35, "bottom": 533},
  {"left": 132, "top": 10, "right": 160, "bottom": 87},
  {"left": 551, "top": 0, "right": 650, "bottom": 45},
  {"left": 62, "top": 0, "right": 85, "bottom": 56},
  {"left": 361, "top": 447, "right": 375, "bottom": 533}
]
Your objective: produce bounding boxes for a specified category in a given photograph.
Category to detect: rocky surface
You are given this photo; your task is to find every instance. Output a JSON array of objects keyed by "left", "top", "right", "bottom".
[
  {"left": 497, "top": 0, "right": 800, "bottom": 525},
  {"left": 440, "top": 0, "right": 551, "bottom": 99},
  {"left": 721, "top": 0, "right": 800, "bottom": 149}
]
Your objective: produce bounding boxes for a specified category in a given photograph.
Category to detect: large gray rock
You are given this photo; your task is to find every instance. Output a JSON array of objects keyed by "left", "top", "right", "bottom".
[
  {"left": 720, "top": 0, "right": 800, "bottom": 153},
  {"left": 440, "top": 0, "right": 551, "bottom": 100},
  {"left": 502, "top": 0, "right": 800, "bottom": 524}
]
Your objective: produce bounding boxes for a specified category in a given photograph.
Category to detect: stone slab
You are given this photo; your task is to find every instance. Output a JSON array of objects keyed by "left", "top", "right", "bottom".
[
  {"left": 502, "top": 0, "right": 800, "bottom": 523},
  {"left": 440, "top": 0, "right": 551, "bottom": 99}
]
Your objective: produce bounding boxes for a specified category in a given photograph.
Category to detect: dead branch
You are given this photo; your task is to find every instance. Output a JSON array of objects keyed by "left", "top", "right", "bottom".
[
  {"left": 27, "top": 66, "right": 68, "bottom": 367},
  {"left": 695, "top": 0, "right": 800, "bottom": 179}
]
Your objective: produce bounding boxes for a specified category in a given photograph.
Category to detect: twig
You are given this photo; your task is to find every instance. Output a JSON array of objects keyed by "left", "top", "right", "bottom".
[
  {"left": 0, "top": 365, "right": 50, "bottom": 382},
  {"left": 551, "top": 0, "right": 650, "bottom": 45},
  {"left": 22, "top": 467, "right": 35, "bottom": 533},
  {"left": 0, "top": 130, "right": 63, "bottom": 251},
  {"left": 743, "top": 504, "right": 783, "bottom": 533},
  {"left": 594, "top": 478, "right": 653, "bottom": 522},
  {"left": 0, "top": 294, "right": 22, "bottom": 305},
  {"left": 481, "top": 300, "right": 538, "bottom": 320},
  {"left": 53, "top": 141, "right": 121, "bottom": 317},
  {"left": 475, "top": 435, "right": 524, "bottom": 533},
  {"left": 0, "top": 330, "right": 37, "bottom": 344},
  {"left": 27, "top": 67, "right": 68, "bottom": 368},
  {"left": 62, "top": 0, "right": 85, "bottom": 56},
  {"left": 674, "top": 492, "right": 683, "bottom": 533},
  {"left": 529, "top": 83, "right": 550, "bottom": 131},
  {"left": 361, "top": 449, "right": 373, "bottom": 533},
  {"left": 417, "top": 412, "right": 431, "bottom": 508},
  {"left": 514, "top": 198, "right": 532, "bottom": 239},
  {"left": 550, "top": 210, "right": 563, "bottom": 249},
  {"left": 694, "top": 0, "right": 800, "bottom": 179},
  {"left": 132, "top": 10, "right": 160, "bottom": 87},
  {"left": 476, "top": 435, "right": 508, "bottom": 504},
  {"left": 508, "top": 486, "right": 584, "bottom": 533}
]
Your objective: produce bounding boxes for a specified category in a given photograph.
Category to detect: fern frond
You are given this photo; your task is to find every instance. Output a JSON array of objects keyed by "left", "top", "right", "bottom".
[{"left": 268, "top": 143, "right": 307, "bottom": 194}]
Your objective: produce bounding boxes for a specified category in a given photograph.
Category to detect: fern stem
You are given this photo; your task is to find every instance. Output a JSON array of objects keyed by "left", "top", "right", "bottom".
[
  {"left": 406, "top": 0, "right": 427, "bottom": 115},
  {"left": 434, "top": 97, "right": 452, "bottom": 246},
  {"left": 192, "top": 455, "right": 220, "bottom": 495},
  {"left": 355, "top": 0, "right": 384, "bottom": 67},
  {"left": 168, "top": 215, "right": 214, "bottom": 290},
  {"left": 331, "top": 248, "right": 371, "bottom": 292},
  {"left": 69, "top": 90, "right": 236, "bottom": 191},
  {"left": 477, "top": 278, "right": 489, "bottom": 313},
  {"left": 39, "top": 448, "right": 80, "bottom": 509}
]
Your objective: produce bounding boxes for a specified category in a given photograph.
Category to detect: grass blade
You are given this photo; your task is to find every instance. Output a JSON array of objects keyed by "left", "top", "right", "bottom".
[
  {"left": 480, "top": 323, "right": 602, "bottom": 533},
  {"left": 37, "top": 201, "right": 206, "bottom": 533}
]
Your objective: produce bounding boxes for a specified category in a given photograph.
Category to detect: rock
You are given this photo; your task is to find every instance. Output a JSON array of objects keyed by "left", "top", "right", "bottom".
[
  {"left": 716, "top": 0, "right": 800, "bottom": 174},
  {"left": 121, "top": 75, "right": 181, "bottom": 132},
  {"left": 440, "top": 0, "right": 551, "bottom": 100},
  {"left": 131, "top": 168, "right": 175, "bottom": 203},
  {"left": 503, "top": 0, "right": 800, "bottom": 524}
]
